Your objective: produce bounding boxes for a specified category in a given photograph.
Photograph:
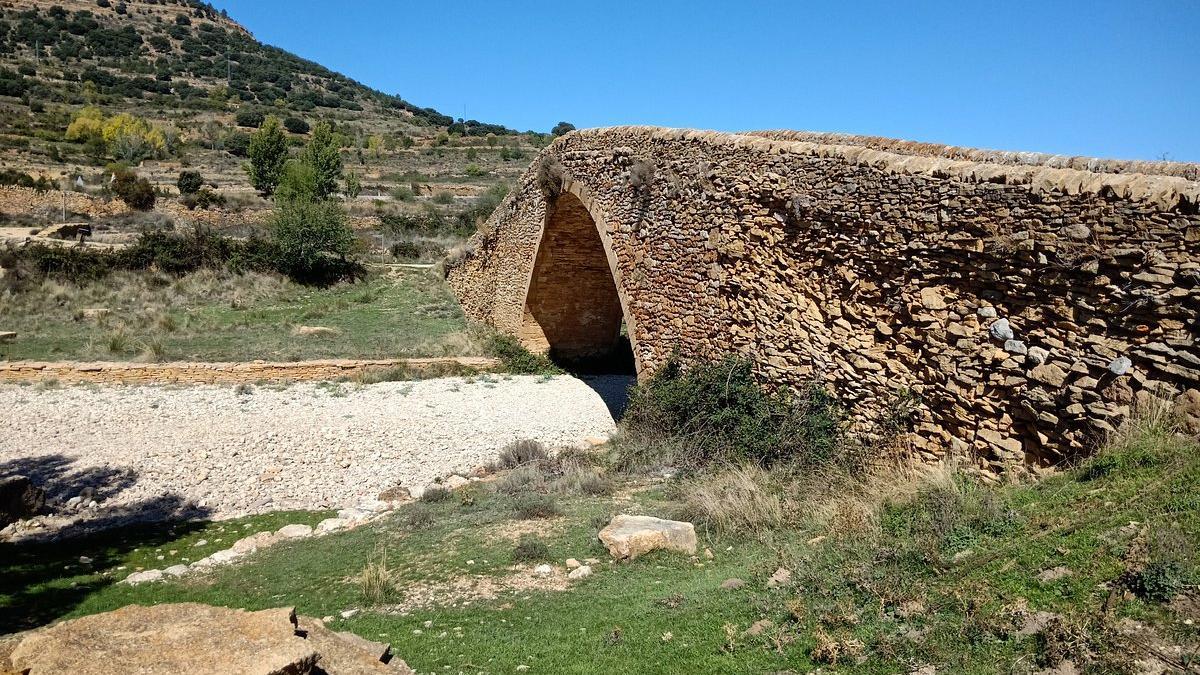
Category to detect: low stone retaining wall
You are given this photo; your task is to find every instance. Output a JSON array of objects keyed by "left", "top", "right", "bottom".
[{"left": 0, "top": 357, "right": 500, "bottom": 385}]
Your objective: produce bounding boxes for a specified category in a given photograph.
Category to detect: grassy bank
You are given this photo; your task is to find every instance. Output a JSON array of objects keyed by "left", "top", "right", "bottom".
[
  {"left": 0, "top": 268, "right": 481, "bottom": 362},
  {"left": 4, "top": 414, "right": 1196, "bottom": 672}
]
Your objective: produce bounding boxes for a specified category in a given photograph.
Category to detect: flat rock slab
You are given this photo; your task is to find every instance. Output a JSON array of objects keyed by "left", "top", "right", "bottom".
[
  {"left": 598, "top": 514, "right": 697, "bottom": 560},
  {"left": 7, "top": 603, "right": 413, "bottom": 675},
  {"left": 10, "top": 604, "right": 314, "bottom": 675}
]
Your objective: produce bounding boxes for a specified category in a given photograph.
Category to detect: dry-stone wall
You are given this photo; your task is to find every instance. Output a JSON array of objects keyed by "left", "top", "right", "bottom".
[{"left": 448, "top": 127, "right": 1200, "bottom": 476}]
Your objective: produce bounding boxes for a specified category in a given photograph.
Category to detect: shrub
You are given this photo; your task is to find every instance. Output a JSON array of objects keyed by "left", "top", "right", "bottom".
[
  {"left": 549, "top": 463, "right": 613, "bottom": 497},
  {"left": 271, "top": 196, "right": 361, "bottom": 285},
  {"left": 235, "top": 108, "right": 265, "bottom": 128},
  {"left": 499, "top": 146, "right": 524, "bottom": 161},
  {"left": 618, "top": 356, "right": 846, "bottom": 470},
  {"left": 402, "top": 505, "right": 435, "bottom": 531},
  {"left": 181, "top": 187, "right": 225, "bottom": 210},
  {"left": 512, "top": 493, "right": 561, "bottom": 520},
  {"left": 1128, "top": 525, "right": 1195, "bottom": 602},
  {"left": 344, "top": 171, "right": 361, "bottom": 199},
  {"left": 454, "top": 183, "right": 509, "bottom": 233},
  {"left": 420, "top": 486, "right": 451, "bottom": 503},
  {"left": 486, "top": 333, "right": 559, "bottom": 375},
  {"left": 224, "top": 130, "right": 251, "bottom": 157},
  {"left": 283, "top": 116, "right": 310, "bottom": 134},
  {"left": 676, "top": 465, "right": 784, "bottom": 535},
  {"left": 512, "top": 534, "right": 551, "bottom": 563},
  {"left": 495, "top": 465, "right": 547, "bottom": 496},
  {"left": 496, "top": 440, "right": 550, "bottom": 469},
  {"left": 176, "top": 170, "right": 203, "bottom": 195},
  {"left": 389, "top": 241, "right": 420, "bottom": 259},
  {"left": 111, "top": 167, "right": 155, "bottom": 210},
  {"left": 432, "top": 191, "right": 454, "bottom": 205}
]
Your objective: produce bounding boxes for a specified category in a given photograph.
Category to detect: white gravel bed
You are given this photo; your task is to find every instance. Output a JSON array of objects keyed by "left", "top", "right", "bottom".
[{"left": 0, "top": 374, "right": 625, "bottom": 532}]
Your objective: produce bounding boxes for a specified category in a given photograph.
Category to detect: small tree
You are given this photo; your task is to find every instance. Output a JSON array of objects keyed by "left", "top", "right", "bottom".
[
  {"left": 176, "top": 170, "right": 203, "bottom": 195},
  {"left": 344, "top": 171, "right": 361, "bottom": 199},
  {"left": 551, "top": 121, "right": 576, "bottom": 137},
  {"left": 246, "top": 116, "right": 287, "bottom": 197},
  {"left": 300, "top": 121, "right": 343, "bottom": 199},
  {"left": 271, "top": 197, "right": 357, "bottom": 283},
  {"left": 274, "top": 161, "right": 318, "bottom": 204}
]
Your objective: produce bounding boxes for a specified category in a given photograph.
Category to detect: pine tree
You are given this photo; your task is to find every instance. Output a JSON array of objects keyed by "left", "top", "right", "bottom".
[{"left": 246, "top": 116, "right": 287, "bottom": 197}]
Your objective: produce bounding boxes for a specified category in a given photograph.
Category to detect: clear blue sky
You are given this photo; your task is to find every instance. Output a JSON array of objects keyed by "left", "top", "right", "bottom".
[{"left": 211, "top": 0, "right": 1199, "bottom": 162}]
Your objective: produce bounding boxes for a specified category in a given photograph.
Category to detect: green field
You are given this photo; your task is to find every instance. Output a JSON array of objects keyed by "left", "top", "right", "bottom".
[
  {"left": 5, "top": 419, "right": 1196, "bottom": 673},
  {"left": 0, "top": 268, "right": 481, "bottom": 362}
]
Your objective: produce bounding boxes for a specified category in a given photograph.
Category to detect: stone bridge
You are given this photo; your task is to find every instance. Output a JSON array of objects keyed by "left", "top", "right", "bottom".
[{"left": 447, "top": 127, "right": 1200, "bottom": 476}]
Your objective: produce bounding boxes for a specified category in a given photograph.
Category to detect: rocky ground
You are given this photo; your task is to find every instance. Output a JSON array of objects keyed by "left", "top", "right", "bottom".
[{"left": 0, "top": 374, "right": 628, "bottom": 538}]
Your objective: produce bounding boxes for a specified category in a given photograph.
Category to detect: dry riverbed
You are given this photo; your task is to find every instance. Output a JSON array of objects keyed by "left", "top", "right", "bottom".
[{"left": 0, "top": 374, "right": 627, "bottom": 537}]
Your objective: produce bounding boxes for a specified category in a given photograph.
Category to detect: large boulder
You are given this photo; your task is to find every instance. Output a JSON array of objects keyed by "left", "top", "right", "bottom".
[
  {"left": 7, "top": 603, "right": 413, "bottom": 674},
  {"left": 598, "top": 514, "right": 697, "bottom": 560},
  {"left": 0, "top": 475, "right": 45, "bottom": 528}
]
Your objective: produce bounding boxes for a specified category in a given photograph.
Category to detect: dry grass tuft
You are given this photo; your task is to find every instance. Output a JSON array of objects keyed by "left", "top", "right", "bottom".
[
  {"left": 677, "top": 465, "right": 785, "bottom": 535},
  {"left": 495, "top": 439, "right": 550, "bottom": 470},
  {"left": 357, "top": 546, "right": 398, "bottom": 605}
]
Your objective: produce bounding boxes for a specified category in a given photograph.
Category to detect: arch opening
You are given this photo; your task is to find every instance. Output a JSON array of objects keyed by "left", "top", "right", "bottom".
[{"left": 519, "top": 190, "right": 635, "bottom": 375}]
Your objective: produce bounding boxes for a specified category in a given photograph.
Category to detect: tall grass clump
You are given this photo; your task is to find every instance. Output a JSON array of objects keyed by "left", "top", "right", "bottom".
[
  {"left": 357, "top": 546, "right": 397, "bottom": 604},
  {"left": 677, "top": 465, "right": 784, "bottom": 535}
]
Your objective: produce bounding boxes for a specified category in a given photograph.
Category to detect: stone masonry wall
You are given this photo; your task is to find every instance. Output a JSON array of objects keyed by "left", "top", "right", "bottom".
[{"left": 447, "top": 127, "right": 1200, "bottom": 476}]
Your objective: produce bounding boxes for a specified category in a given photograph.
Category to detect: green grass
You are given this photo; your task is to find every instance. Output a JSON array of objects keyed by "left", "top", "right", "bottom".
[
  {"left": 4, "top": 420, "right": 1196, "bottom": 671},
  {"left": 0, "top": 270, "right": 480, "bottom": 362}
]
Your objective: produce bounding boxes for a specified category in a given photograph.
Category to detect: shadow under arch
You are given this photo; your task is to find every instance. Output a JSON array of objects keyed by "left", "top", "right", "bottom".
[{"left": 518, "top": 179, "right": 641, "bottom": 378}]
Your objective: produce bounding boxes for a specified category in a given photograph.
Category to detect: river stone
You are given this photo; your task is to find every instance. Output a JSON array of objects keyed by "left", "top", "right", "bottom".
[
  {"left": 1027, "top": 346, "right": 1050, "bottom": 366},
  {"left": 277, "top": 524, "right": 314, "bottom": 539},
  {"left": 598, "top": 514, "right": 697, "bottom": 560},
  {"left": 988, "top": 319, "right": 1014, "bottom": 341},
  {"left": 123, "top": 569, "right": 164, "bottom": 585},
  {"left": 316, "top": 517, "right": 351, "bottom": 534},
  {"left": 1108, "top": 356, "right": 1132, "bottom": 376},
  {"left": 232, "top": 531, "right": 279, "bottom": 554},
  {"left": 1004, "top": 339, "right": 1028, "bottom": 355}
]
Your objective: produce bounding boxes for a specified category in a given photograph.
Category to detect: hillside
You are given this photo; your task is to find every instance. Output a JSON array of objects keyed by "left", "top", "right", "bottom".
[{"left": 0, "top": 0, "right": 549, "bottom": 262}]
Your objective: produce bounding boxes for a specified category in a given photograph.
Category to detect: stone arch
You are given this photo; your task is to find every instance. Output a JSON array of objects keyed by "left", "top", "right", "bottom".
[{"left": 517, "top": 181, "right": 639, "bottom": 372}]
